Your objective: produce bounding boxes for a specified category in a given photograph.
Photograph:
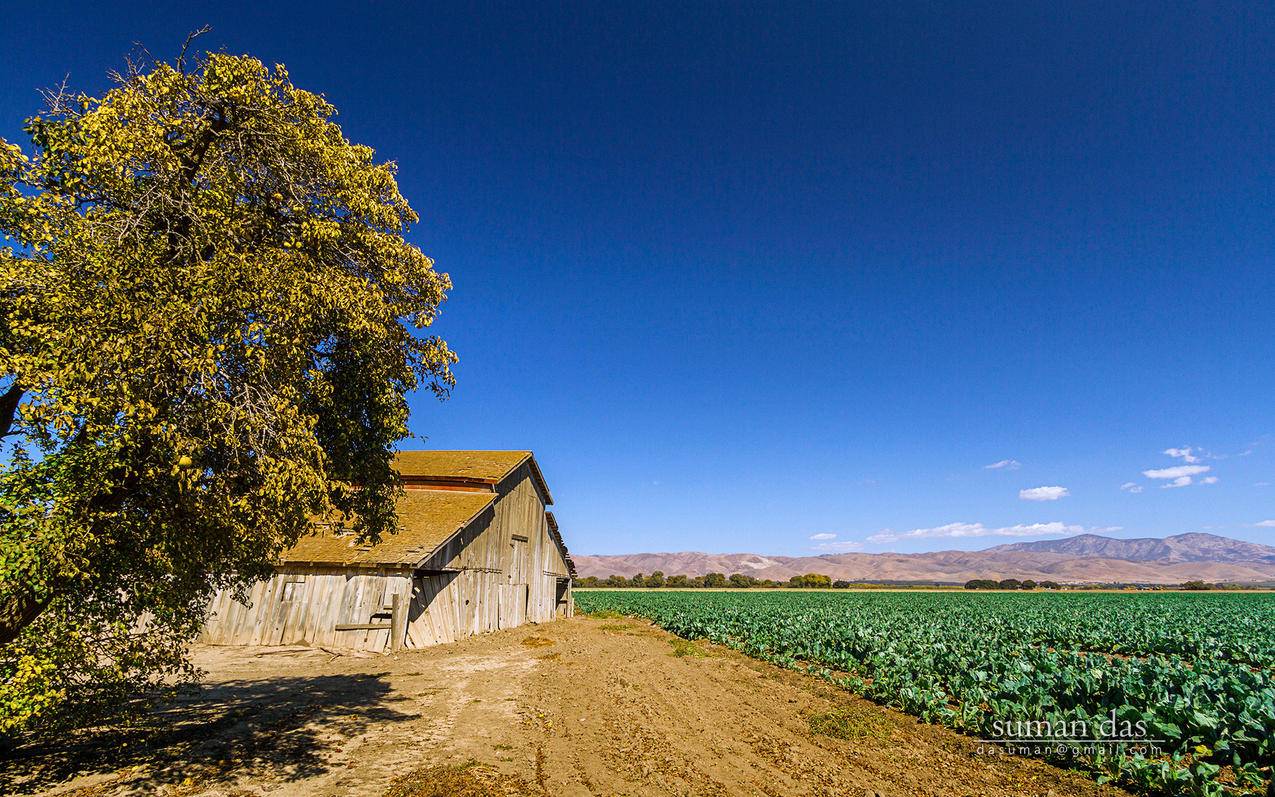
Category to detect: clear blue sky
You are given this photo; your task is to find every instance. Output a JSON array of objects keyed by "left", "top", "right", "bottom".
[{"left": 4, "top": 2, "right": 1274, "bottom": 555}]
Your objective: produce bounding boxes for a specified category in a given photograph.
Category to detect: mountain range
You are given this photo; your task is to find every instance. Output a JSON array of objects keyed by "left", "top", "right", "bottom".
[{"left": 573, "top": 533, "right": 1275, "bottom": 585}]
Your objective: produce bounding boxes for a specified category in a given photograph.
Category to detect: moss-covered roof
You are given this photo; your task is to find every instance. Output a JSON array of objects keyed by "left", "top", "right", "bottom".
[
  {"left": 393, "top": 450, "right": 532, "bottom": 483},
  {"left": 282, "top": 489, "right": 497, "bottom": 567}
]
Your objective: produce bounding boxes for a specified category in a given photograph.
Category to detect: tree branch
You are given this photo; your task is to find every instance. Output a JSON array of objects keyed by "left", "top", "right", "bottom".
[
  {"left": 176, "top": 25, "right": 213, "bottom": 74},
  {"left": 0, "top": 384, "right": 22, "bottom": 439},
  {"left": 0, "top": 590, "right": 54, "bottom": 647}
]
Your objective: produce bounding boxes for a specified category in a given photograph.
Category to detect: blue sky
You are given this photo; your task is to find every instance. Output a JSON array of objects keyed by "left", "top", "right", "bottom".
[{"left": 4, "top": 2, "right": 1274, "bottom": 556}]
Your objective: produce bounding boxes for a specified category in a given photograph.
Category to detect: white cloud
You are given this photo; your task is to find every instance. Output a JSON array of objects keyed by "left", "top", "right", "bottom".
[
  {"left": 811, "top": 540, "right": 863, "bottom": 552},
  {"left": 1143, "top": 464, "right": 1211, "bottom": 479},
  {"left": 808, "top": 532, "right": 838, "bottom": 541},
  {"left": 1255, "top": 519, "right": 1275, "bottom": 528},
  {"left": 1236, "top": 437, "right": 1266, "bottom": 457},
  {"left": 1164, "top": 447, "right": 1200, "bottom": 463},
  {"left": 1255, "top": 481, "right": 1271, "bottom": 488},
  {"left": 1120, "top": 482, "right": 1144, "bottom": 494},
  {"left": 1135, "top": 459, "right": 1220, "bottom": 489},
  {"left": 984, "top": 459, "right": 1021, "bottom": 470},
  {"left": 1019, "top": 485, "right": 1070, "bottom": 501},
  {"left": 866, "top": 521, "right": 1082, "bottom": 544}
]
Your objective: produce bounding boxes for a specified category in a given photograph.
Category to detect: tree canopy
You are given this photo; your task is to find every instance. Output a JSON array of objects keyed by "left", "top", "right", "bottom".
[{"left": 0, "top": 49, "right": 455, "bottom": 735}]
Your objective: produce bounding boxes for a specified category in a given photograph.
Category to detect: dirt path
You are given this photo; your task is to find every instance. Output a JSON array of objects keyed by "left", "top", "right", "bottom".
[{"left": 6, "top": 617, "right": 1131, "bottom": 797}]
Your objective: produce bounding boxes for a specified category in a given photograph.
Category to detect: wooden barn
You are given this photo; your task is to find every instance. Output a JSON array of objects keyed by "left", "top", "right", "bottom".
[{"left": 201, "top": 451, "right": 575, "bottom": 651}]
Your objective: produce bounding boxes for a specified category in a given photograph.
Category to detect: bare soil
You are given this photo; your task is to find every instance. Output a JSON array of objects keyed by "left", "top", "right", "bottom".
[{"left": 5, "top": 617, "right": 1132, "bottom": 797}]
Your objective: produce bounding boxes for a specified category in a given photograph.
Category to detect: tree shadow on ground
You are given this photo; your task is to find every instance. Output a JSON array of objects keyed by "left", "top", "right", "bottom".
[{"left": 1, "top": 672, "right": 416, "bottom": 793}]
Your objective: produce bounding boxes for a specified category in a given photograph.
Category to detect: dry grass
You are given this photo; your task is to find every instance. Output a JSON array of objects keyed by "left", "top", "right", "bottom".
[
  {"left": 667, "top": 637, "right": 710, "bottom": 658},
  {"left": 382, "top": 762, "right": 537, "bottom": 797},
  {"left": 807, "top": 706, "right": 891, "bottom": 740},
  {"left": 519, "top": 636, "right": 554, "bottom": 648}
]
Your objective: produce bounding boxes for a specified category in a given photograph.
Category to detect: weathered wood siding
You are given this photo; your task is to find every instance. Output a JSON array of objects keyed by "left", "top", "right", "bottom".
[
  {"left": 201, "top": 462, "right": 572, "bottom": 651},
  {"left": 412, "top": 462, "right": 573, "bottom": 639},
  {"left": 201, "top": 568, "right": 412, "bottom": 649}
]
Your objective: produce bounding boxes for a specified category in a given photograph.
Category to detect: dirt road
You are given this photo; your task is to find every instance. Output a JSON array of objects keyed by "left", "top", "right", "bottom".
[{"left": 7, "top": 616, "right": 1131, "bottom": 797}]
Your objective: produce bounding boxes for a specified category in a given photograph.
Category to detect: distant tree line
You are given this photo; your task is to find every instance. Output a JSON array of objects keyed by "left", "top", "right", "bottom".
[
  {"left": 963, "top": 578, "right": 1059, "bottom": 590},
  {"left": 573, "top": 572, "right": 952, "bottom": 589},
  {"left": 574, "top": 571, "right": 870, "bottom": 589},
  {"left": 575, "top": 574, "right": 1233, "bottom": 591},
  {"left": 962, "top": 579, "right": 1224, "bottom": 591}
]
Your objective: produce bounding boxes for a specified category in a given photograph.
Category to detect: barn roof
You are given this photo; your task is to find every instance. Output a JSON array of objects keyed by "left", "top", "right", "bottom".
[
  {"left": 282, "top": 489, "right": 497, "bottom": 567},
  {"left": 393, "top": 450, "right": 553, "bottom": 505},
  {"left": 394, "top": 450, "right": 530, "bottom": 481}
]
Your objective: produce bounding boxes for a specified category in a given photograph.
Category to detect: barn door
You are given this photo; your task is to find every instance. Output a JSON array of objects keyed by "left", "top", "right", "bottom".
[
  {"left": 509, "top": 535, "right": 528, "bottom": 626},
  {"left": 554, "top": 578, "right": 569, "bottom": 618}
]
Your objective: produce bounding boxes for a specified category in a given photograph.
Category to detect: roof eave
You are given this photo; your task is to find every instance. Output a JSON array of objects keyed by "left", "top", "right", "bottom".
[{"left": 525, "top": 455, "right": 554, "bottom": 506}]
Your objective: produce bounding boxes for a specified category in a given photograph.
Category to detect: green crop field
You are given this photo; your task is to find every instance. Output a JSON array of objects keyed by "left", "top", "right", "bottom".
[{"left": 576, "top": 590, "right": 1275, "bottom": 796}]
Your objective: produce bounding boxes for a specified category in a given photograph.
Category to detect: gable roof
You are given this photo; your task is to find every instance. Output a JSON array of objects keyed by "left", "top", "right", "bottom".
[
  {"left": 393, "top": 450, "right": 553, "bottom": 505},
  {"left": 281, "top": 490, "right": 497, "bottom": 568},
  {"left": 393, "top": 450, "right": 531, "bottom": 482}
]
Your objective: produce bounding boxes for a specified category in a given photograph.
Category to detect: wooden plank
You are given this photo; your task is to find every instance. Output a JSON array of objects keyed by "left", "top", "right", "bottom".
[
  {"left": 390, "top": 592, "right": 405, "bottom": 652},
  {"left": 334, "top": 623, "right": 393, "bottom": 631}
]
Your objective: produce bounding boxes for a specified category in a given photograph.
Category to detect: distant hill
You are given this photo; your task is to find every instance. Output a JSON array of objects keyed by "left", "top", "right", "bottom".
[
  {"left": 987, "top": 532, "right": 1275, "bottom": 564},
  {"left": 574, "top": 532, "right": 1275, "bottom": 585}
]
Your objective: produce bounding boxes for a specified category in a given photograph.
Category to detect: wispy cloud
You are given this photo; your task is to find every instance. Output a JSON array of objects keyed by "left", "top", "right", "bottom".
[
  {"left": 1164, "top": 447, "right": 1200, "bottom": 463},
  {"left": 1234, "top": 436, "right": 1268, "bottom": 457},
  {"left": 1208, "top": 436, "right": 1266, "bottom": 460},
  {"left": 1131, "top": 446, "right": 1227, "bottom": 489},
  {"left": 1255, "top": 520, "right": 1275, "bottom": 528},
  {"left": 1143, "top": 464, "right": 1211, "bottom": 480},
  {"left": 866, "top": 521, "right": 1082, "bottom": 544},
  {"left": 984, "top": 459, "right": 1021, "bottom": 470},
  {"left": 811, "top": 540, "right": 864, "bottom": 552},
  {"left": 1019, "top": 485, "right": 1069, "bottom": 501},
  {"left": 1142, "top": 464, "right": 1217, "bottom": 488},
  {"left": 808, "top": 532, "right": 862, "bottom": 552}
]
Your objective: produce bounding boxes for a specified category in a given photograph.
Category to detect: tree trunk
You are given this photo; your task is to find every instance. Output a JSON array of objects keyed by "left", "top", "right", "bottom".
[
  {"left": 0, "top": 384, "right": 21, "bottom": 439},
  {"left": 0, "top": 589, "right": 53, "bottom": 647},
  {"left": 0, "top": 384, "right": 44, "bottom": 643}
]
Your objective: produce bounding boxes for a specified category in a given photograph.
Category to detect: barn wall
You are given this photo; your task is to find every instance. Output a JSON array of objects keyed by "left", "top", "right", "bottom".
[
  {"left": 202, "top": 461, "right": 572, "bottom": 651},
  {"left": 201, "top": 568, "right": 411, "bottom": 649},
  {"left": 414, "top": 462, "right": 572, "bottom": 640}
]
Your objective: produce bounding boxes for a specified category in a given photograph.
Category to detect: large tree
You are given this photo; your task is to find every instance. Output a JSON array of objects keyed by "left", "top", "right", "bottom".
[{"left": 0, "top": 49, "right": 455, "bottom": 734}]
